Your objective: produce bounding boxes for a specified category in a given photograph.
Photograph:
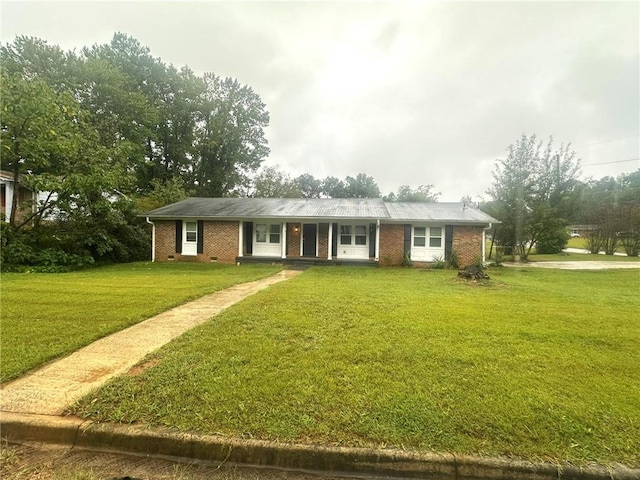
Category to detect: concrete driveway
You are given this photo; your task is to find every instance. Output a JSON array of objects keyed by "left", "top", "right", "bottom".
[{"left": 504, "top": 261, "right": 640, "bottom": 270}]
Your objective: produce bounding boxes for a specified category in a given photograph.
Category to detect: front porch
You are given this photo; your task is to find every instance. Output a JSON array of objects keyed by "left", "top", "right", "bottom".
[
  {"left": 240, "top": 220, "right": 380, "bottom": 263},
  {"left": 236, "top": 255, "right": 379, "bottom": 267}
]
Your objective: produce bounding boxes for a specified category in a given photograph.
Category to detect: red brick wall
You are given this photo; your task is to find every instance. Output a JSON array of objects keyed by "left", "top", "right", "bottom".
[
  {"left": 452, "top": 225, "right": 484, "bottom": 267},
  {"left": 318, "top": 223, "right": 329, "bottom": 259},
  {"left": 287, "top": 223, "right": 301, "bottom": 258},
  {"left": 379, "top": 224, "right": 405, "bottom": 266},
  {"left": 154, "top": 220, "right": 239, "bottom": 263},
  {"left": 154, "top": 221, "right": 176, "bottom": 261}
]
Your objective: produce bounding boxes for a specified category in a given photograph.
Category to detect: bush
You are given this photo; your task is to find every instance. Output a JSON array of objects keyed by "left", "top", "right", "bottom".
[
  {"left": 431, "top": 255, "right": 446, "bottom": 269},
  {"left": 535, "top": 228, "right": 570, "bottom": 254},
  {"left": 447, "top": 249, "right": 459, "bottom": 269}
]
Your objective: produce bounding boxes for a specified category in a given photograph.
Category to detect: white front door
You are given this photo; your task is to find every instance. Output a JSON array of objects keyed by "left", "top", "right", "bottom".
[{"left": 182, "top": 221, "right": 198, "bottom": 256}]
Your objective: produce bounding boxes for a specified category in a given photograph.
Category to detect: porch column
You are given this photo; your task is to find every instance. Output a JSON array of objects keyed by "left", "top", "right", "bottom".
[
  {"left": 327, "top": 222, "right": 333, "bottom": 260},
  {"left": 281, "top": 222, "right": 287, "bottom": 259},
  {"left": 375, "top": 219, "right": 380, "bottom": 261},
  {"left": 238, "top": 221, "right": 243, "bottom": 257}
]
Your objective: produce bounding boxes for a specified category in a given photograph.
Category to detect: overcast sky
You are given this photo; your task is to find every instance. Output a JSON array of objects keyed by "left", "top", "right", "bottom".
[{"left": 2, "top": 1, "right": 639, "bottom": 201}]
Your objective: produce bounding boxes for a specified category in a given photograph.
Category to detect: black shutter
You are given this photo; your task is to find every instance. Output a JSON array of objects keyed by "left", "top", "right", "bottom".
[
  {"left": 369, "top": 223, "right": 376, "bottom": 258},
  {"left": 197, "top": 220, "right": 204, "bottom": 254},
  {"left": 175, "top": 220, "right": 183, "bottom": 254},
  {"left": 244, "top": 222, "right": 253, "bottom": 254},
  {"left": 332, "top": 223, "right": 338, "bottom": 257},
  {"left": 445, "top": 225, "right": 454, "bottom": 259},
  {"left": 403, "top": 224, "right": 412, "bottom": 256}
]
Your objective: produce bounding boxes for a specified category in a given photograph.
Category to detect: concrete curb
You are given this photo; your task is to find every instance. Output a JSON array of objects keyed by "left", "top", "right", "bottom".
[{"left": 2, "top": 412, "right": 638, "bottom": 479}]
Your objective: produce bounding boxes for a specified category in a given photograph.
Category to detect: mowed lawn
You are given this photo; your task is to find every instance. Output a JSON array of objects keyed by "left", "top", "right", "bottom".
[
  {"left": 0, "top": 262, "right": 282, "bottom": 382},
  {"left": 73, "top": 267, "right": 640, "bottom": 467}
]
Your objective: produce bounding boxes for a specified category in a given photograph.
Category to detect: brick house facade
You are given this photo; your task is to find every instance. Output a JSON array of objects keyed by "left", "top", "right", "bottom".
[{"left": 146, "top": 198, "right": 498, "bottom": 267}]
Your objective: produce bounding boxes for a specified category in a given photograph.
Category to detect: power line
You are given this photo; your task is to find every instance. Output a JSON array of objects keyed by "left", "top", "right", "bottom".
[
  {"left": 582, "top": 157, "right": 640, "bottom": 167},
  {"left": 573, "top": 133, "right": 640, "bottom": 150}
]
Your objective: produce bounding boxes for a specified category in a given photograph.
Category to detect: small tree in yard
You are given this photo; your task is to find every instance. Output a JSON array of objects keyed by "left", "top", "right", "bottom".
[{"left": 487, "top": 134, "right": 580, "bottom": 261}]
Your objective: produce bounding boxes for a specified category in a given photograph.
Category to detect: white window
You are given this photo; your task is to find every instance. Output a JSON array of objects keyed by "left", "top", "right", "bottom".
[
  {"left": 411, "top": 225, "right": 444, "bottom": 261},
  {"left": 340, "top": 225, "right": 352, "bottom": 245},
  {"left": 256, "top": 224, "right": 281, "bottom": 244},
  {"left": 429, "top": 227, "right": 442, "bottom": 247},
  {"left": 413, "top": 227, "right": 426, "bottom": 247},
  {"left": 185, "top": 221, "right": 197, "bottom": 243},
  {"left": 340, "top": 225, "right": 367, "bottom": 246},
  {"left": 355, "top": 225, "right": 367, "bottom": 245},
  {"left": 256, "top": 224, "right": 267, "bottom": 243},
  {"left": 269, "top": 224, "right": 280, "bottom": 244},
  {"left": 253, "top": 222, "right": 282, "bottom": 257}
]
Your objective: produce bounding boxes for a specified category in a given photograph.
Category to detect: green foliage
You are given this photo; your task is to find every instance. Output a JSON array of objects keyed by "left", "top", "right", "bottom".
[
  {"left": 402, "top": 251, "right": 412, "bottom": 267},
  {"left": 384, "top": 184, "right": 440, "bottom": 202},
  {"left": 431, "top": 255, "right": 446, "bottom": 269},
  {"left": 577, "top": 171, "right": 640, "bottom": 256},
  {"left": 472, "top": 254, "right": 485, "bottom": 269},
  {"left": 535, "top": 220, "right": 570, "bottom": 254},
  {"left": 492, "top": 247, "right": 504, "bottom": 266},
  {"left": 447, "top": 249, "right": 459, "bottom": 269},
  {"left": 487, "top": 134, "right": 581, "bottom": 260}
]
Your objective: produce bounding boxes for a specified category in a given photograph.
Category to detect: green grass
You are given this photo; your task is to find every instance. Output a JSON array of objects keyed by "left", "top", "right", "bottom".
[
  {"left": 0, "top": 262, "right": 281, "bottom": 382},
  {"left": 72, "top": 267, "right": 640, "bottom": 467}
]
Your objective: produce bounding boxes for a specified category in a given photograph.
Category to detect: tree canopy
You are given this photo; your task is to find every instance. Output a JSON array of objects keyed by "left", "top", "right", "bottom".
[{"left": 486, "top": 134, "right": 581, "bottom": 258}]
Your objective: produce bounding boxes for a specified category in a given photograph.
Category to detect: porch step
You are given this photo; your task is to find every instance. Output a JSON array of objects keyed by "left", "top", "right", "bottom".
[{"left": 236, "top": 256, "right": 378, "bottom": 267}]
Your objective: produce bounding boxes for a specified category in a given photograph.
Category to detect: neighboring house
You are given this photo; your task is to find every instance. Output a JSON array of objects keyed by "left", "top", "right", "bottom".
[
  {"left": 144, "top": 197, "right": 498, "bottom": 267},
  {"left": 567, "top": 225, "right": 597, "bottom": 238},
  {"left": 1, "top": 170, "right": 36, "bottom": 224},
  {"left": 0, "top": 170, "right": 57, "bottom": 224}
]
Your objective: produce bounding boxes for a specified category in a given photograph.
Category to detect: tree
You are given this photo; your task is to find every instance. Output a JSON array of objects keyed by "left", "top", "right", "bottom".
[
  {"left": 193, "top": 74, "right": 270, "bottom": 197},
  {"left": 578, "top": 171, "right": 640, "bottom": 256},
  {"left": 343, "top": 173, "right": 380, "bottom": 198},
  {"left": 487, "top": 134, "right": 581, "bottom": 259},
  {"left": 293, "top": 173, "right": 322, "bottom": 198},
  {"left": 384, "top": 184, "right": 440, "bottom": 202},
  {"left": 321, "top": 176, "right": 346, "bottom": 198},
  {"left": 251, "top": 166, "right": 299, "bottom": 198}
]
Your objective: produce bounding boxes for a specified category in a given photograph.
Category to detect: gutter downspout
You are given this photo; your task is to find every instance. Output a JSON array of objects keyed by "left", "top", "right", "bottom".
[
  {"left": 375, "top": 219, "right": 380, "bottom": 262},
  {"left": 146, "top": 217, "right": 155, "bottom": 262},
  {"left": 482, "top": 223, "right": 492, "bottom": 263}
]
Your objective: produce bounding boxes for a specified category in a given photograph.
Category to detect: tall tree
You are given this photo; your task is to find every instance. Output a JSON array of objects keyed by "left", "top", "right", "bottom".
[
  {"left": 487, "top": 134, "right": 581, "bottom": 259},
  {"left": 343, "top": 173, "right": 380, "bottom": 198},
  {"left": 193, "top": 74, "right": 270, "bottom": 196},
  {"left": 251, "top": 166, "right": 299, "bottom": 198}
]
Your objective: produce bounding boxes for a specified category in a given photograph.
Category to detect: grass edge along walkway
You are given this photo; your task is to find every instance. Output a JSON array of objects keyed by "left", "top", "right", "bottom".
[
  {"left": 1, "top": 270, "right": 300, "bottom": 415},
  {"left": 0, "top": 262, "right": 282, "bottom": 382}
]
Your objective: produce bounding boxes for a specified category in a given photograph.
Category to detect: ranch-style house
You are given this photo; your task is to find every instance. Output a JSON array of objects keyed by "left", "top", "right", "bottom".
[{"left": 144, "top": 197, "right": 498, "bottom": 267}]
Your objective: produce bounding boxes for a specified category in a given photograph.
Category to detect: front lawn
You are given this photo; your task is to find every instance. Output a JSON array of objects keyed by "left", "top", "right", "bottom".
[
  {"left": 73, "top": 267, "right": 640, "bottom": 467},
  {"left": 0, "top": 262, "right": 281, "bottom": 382}
]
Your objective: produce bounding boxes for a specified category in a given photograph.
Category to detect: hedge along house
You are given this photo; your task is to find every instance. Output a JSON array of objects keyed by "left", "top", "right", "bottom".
[{"left": 144, "top": 197, "right": 498, "bottom": 267}]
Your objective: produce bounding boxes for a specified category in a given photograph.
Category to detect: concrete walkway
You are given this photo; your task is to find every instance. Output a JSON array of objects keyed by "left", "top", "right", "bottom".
[{"left": 0, "top": 269, "right": 301, "bottom": 416}]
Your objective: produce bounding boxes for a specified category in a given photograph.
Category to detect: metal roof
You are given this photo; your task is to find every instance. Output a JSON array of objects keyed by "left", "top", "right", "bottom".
[
  {"left": 145, "top": 197, "right": 388, "bottom": 220},
  {"left": 383, "top": 202, "right": 498, "bottom": 224},
  {"left": 145, "top": 197, "right": 498, "bottom": 224}
]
